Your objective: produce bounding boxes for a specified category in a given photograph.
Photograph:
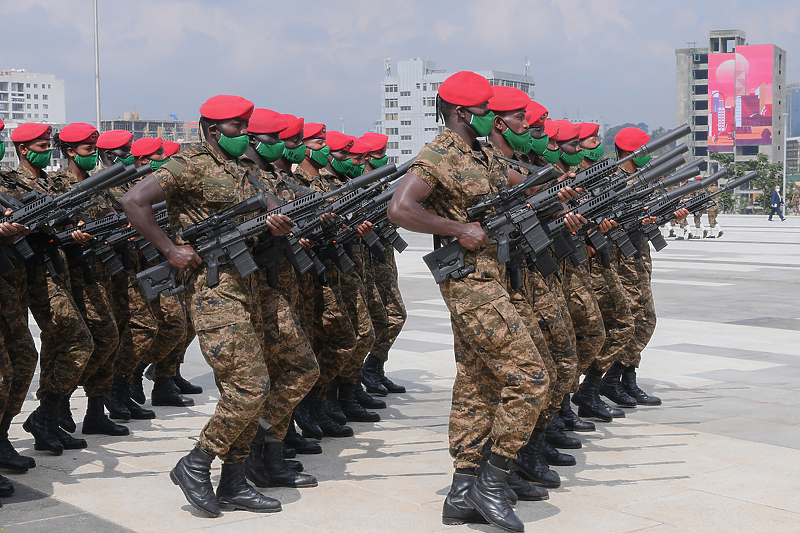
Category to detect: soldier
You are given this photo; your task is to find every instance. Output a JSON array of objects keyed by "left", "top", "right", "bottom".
[
  {"left": 706, "top": 183, "right": 723, "bottom": 238},
  {"left": 122, "top": 95, "right": 292, "bottom": 516},
  {"left": 389, "top": 71, "right": 550, "bottom": 532},
  {"left": 359, "top": 132, "right": 408, "bottom": 398}
]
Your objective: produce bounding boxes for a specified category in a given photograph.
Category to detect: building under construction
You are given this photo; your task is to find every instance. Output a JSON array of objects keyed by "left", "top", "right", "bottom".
[{"left": 101, "top": 111, "right": 198, "bottom": 143}]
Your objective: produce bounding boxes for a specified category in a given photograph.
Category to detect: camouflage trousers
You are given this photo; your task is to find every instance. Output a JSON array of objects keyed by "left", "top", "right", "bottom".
[
  {"left": 0, "top": 331, "right": 8, "bottom": 416},
  {"left": 590, "top": 257, "right": 635, "bottom": 373},
  {"left": 337, "top": 248, "right": 376, "bottom": 386},
  {"left": 110, "top": 262, "right": 159, "bottom": 377},
  {"left": 561, "top": 253, "right": 606, "bottom": 389},
  {"left": 708, "top": 204, "right": 720, "bottom": 227},
  {"left": 256, "top": 262, "right": 318, "bottom": 440},
  {"left": 367, "top": 246, "right": 407, "bottom": 363},
  {"left": 0, "top": 263, "right": 38, "bottom": 418},
  {"left": 29, "top": 254, "right": 94, "bottom": 398},
  {"left": 527, "top": 269, "right": 578, "bottom": 424},
  {"left": 69, "top": 260, "right": 119, "bottom": 398},
  {"left": 189, "top": 265, "right": 268, "bottom": 463},
  {"left": 148, "top": 291, "right": 187, "bottom": 379},
  {"left": 446, "top": 282, "right": 550, "bottom": 469},
  {"left": 312, "top": 268, "right": 358, "bottom": 395},
  {"left": 615, "top": 246, "right": 657, "bottom": 368}
]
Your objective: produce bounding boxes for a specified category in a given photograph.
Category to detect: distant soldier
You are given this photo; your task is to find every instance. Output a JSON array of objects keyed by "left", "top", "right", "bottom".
[{"left": 791, "top": 184, "right": 799, "bottom": 216}]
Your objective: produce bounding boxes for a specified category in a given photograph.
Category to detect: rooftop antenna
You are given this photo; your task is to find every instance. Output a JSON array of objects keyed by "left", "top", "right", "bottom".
[
  {"left": 384, "top": 57, "right": 391, "bottom": 76},
  {"left": 524, "top": 57, "right": 530, "bottom": 76}
]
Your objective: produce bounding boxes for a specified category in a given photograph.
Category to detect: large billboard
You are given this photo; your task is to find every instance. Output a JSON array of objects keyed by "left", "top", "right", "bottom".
[{"left": 708, "top": 44, "right": 774, "bottom": 152}]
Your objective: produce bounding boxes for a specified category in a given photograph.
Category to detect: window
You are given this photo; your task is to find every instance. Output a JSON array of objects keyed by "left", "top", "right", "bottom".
[
  {"left": 27, "top": 113, "right": 31, "bottom": 118},
  {"left": 401, "top": 149, "right": 412, "bottom": 155},
  {"left": 384, "top": 113, "right": 397, "bottom": 121},
  {"left": 26, "top": 94, "right": 31, "bottom": 99},
  {"left": 34, "top": 94, "right": 38, "bottom": 99},
  {"left": 26, "top": 83, "right": 30, "bottom": 88},
  {"left": 0, "top": 94, "right": 6, "bottom": 101},
  {"left": 400, "top": 120, "right": 411, "bottom": 126},
  {"left": 424, "top": 112, "right": 435, "bottom": 117},
  {"left": 43, "top": 94, "right": 48, "bottom": 100},
  {"left": 387, "top": 142, "right": 399, "bottom": 149},
  {"left": 33, "top": 84, "right": 37, "bottom": 88},
  {"left": 386, "top": 128, "right": 399, "bottom": 135},
  {"left": 385, "top": 99, "right": 398, "bottom": 108},
  {"left": 423, "top": 84, "right": 427, "bottom": 91},
  {"left": 400, "top": 91, "right": 411, "bottom": 97},
  {"left": 34, "top": 113, "right": 39, "bottom": 118},
  {"left": 400, "top": 105, "right": 411, "bottom": 111},
  {"left": 43, "top": 114, "right": 48, "bottom": 119},
  {"left": 43, "top": 104, "right": 48, "bottom": 109},
  {"left": 400, "top": 135, "right": 411, "bottom": 140},
  {"left": 422, "top": 97, "right": 436, "bottom": 107},
  {"left": 26, "top": 104, "right": 31, "bottom": 109},
  {"left": 384, "top": 84, "right": 398, "bottom": 93},
  {"left": 34, "top": 104, "right": 38, "bottom": 109},
  {"left": 431, "top": 82, "right": 441, "bottom": 91},
  {"left": 47, "top": 84, "right": 51, "bottom": 89},
  {"left": 416, "top": 83, "right": 420, "bottom": 89},
  {"left": 424, "top": 127, "right": 437, "bottom": 132}
]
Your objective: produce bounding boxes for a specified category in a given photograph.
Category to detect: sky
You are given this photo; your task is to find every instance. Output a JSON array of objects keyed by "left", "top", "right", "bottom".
[{"left": 1, "top": 0, "right": 798, "bottom": 135}]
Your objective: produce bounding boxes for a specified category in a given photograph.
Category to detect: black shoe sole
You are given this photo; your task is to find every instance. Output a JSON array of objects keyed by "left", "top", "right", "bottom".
[
  {"left": 320, "top": 430, "right": 354, "bottom": 438},
  {"left": 170, "top": 469, "right": 220, "bottom": 517},
  {"left": 151, "top": 400, "right": 195, "bottom": 407},
  {"left": 0, "top": 461, "right": 29, "bottom": 474},
  {"left": 545, "top": 439, "right": 582, "bottom": 450},
  {"left": 544, "top": 457, "right": 576, "bottom": 467},
  {"left": 576, "top": 407, "right": 613, "bottom": 423},
  {"left": 363, "top": 385, "right": 388, "bottom": 397},
  {"left": 22, "top": 419, "right": 64, "bottom": 456},
  {"left": 218, "top": 502, "right": 281, "bottom": 513},
  {"left": 562, "top": 423, "right": 596, "bottom": 433},
  {"left": 442, "top": 516, "right": 489, "bottom": 526},
  {"left": 463, "top": 492, "right": 523, "bottom": 533}
]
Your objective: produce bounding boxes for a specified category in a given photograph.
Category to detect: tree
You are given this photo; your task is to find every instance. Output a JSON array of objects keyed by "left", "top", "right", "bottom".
[{"left": 710, "top": 152, "right": 784, "bottom": 213}]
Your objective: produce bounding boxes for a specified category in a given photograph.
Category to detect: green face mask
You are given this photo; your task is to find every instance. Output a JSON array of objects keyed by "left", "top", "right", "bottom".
[
  {"left": 282, "top": 143, "right": 306, "bottom": 164},
  {"left": 370, "top": 155, "right": 389, "bottom": 168},
  {"left": 74, "top": 151, "right": 99, "bottom": 171},
  {"left": 632, "top": 153, "right": 652, "bottom": 167},
  {"left": 468, "top": 110, "right": 495, "bottom": 137},
  {"left": 501, "top": 124, "right": 533, "bottom": 153},
  {"left": 114, "top": 154, "right": 135, "bottom": 167},
  {"left": 528, "top": 135, "right": 549, "bottom": 155},
  {"left": 26, "top": 149, "right": 52, "bottom": 169},
  {"left": 330, "top": 156, "right": 353, "bottom": 176},
  {"left": 542, "top": 148, "right": 560, "bottom": 165},
  {"left": 559, "top": 149, "right": 585, "bottom": 167},
  {"left": 309, "top": 145, "right": 331, "bottom": 167},
  {"left": 0, "top": 141, "right": 5, "bottom": 161},
  {"left": 150, "top": 157, "right": 169, "bottom": 171},
  {"left": 217, "top": 133, "right": 249, "bottom": 158},
  {"left": 583, "top": 143, "right": 604, "bottom": 162},
  {"left": 346, "top": 162, "right": 365, "bottom": 178},
  {"left": 255, "top": 141, "right": 285, "bottom": 163}
]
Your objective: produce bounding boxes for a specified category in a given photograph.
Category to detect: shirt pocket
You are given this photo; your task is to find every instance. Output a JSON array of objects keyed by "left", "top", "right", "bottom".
[
  {"left": 201, "top": 173, "right": 238, "bottom": 206},
  {"left": 456, "top": 169, "right": 492, "bottom": 198}
]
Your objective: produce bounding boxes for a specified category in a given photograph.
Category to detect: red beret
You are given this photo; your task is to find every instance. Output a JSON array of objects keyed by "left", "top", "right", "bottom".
[
  {"left": 163, "top": 140, "right": 181, "bottom": 157},
  {"left": 326, "top": 131, "right": 354, "bottom": 152},
  {"left": 348, "top": 137, "right": 370, "bottom": 155},
  {"left": 553, "top": 120, "right": 580, "bottom": 142},
  {"left": 360, "top": 132, "right": 388, "bottom": 151},
  {"left": 59, "top": 122, "right": 99, "bottom": 144},
  {"left": 438, "top": 71, "right": 494, "bottom": 107},
  {"left": 303, "top": 122, "right": 326, "bottom": 140},
  {"left": 525, "top": 101, "right": 549, "bottom": 126},
  {"left": 11, "top": 123, "right": 52, "bottom": 143},
  {"left": 543, "top": 120, "right": 559, "bottom": 139},
  {"left": 615, "top": 127, "right": 650, "bottom": 152},
  {"left": 279, "top": 114, "right": 304, "bottom": 140},
  {"left": 579, "top": 122, "right": 599, "bottom": 139},
  {"left": 248, "top": 108, "right": 289, "bottom": 135},
  {"left": 131, "top": 137, "right": 163, "bottom": 157},
  {"left": 488, "top": 86, "right": 530, "bottom": 113},
  {"left": 0, "top": 117, "right": 4, "bottom": 132},
  {"left": 96, "top": 130, "right": 133, "bottom": 150},
  {"left": 199, "top": 94, "right": 254, "bottom": 121}
]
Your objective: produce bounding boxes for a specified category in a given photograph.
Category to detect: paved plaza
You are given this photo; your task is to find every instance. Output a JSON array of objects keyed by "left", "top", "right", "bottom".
[{"left": 2, "top": 213, "right": 800, "bottom": 532}]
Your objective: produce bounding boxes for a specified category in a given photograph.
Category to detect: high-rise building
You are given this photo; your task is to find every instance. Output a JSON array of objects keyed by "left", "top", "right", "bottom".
[
  {"left": 0, "top": 69, "right": 67, "bottom": 169},
  {"left": 788, "top": 83, "right": 800, "bottom": 138},
  {"left": 378, "top": 58, "right": 535, "bottom": 163},
  {"left": 675, "top": 30, "right": 787, "bottom": 166},
  {"left": 101, "top": 110, "right": 193, "bottom": 143},
  {"left": 787, "top": 137, "right": 799, "bottom": 177}
]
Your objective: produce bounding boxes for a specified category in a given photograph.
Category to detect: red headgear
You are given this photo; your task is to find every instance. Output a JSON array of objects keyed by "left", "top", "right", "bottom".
[
  {"left": 199, "top": 95, "right": 254, "bottom": 121},
  {"left": 438, "top": 71, "right": 494, "bottom": 106}
]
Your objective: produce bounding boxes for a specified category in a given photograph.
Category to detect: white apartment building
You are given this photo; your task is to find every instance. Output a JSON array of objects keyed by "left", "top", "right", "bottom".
[{"left": 378, "top": 59, "right": 535, "bottom": 163}]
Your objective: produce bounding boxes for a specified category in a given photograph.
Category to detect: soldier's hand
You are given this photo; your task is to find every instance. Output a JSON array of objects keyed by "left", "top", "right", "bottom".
[
  {"left": 299, "top": 238, "right": 313, "bottom": 250},
  {"left": 641, "top": 216, "right": 658, "bottom": 226},
  {"left": 71, "top": 230, "right": 93, "bottom": 244},
  {"left": 587, "top": 245, "right": 596, "bottom": 258},
  {"left": 166, "top": 245, "right": 202, "bottom": 270},
  {"left": 356, "top": 221, "right": 373, "bottom": 236},
  {"left": 0, "top": 212, "right": 27, "bottom": 237},
  {"left": 598, "top": 219, "right": 617, "bottom": 233},
  {"left": 564, "top": 212, "right": 586, "bottom": 232},
  {"left": 457, "top": 221, "right": 490, "bottom": 251},
  {"left": 673, "top": 208, "right": 690, "bottom": 221},
  {"left": 557, "top": 186, "right": 580, "bottom": 202},
  {"left": 320, "top": 212, "right": 339, "bottom": 228},
  {"left": 265, "top": 213, "right": 293, "bottom": 236}
]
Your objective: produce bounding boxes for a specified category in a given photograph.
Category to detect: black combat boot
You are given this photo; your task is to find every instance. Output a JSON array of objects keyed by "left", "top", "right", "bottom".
[
  {"left": 23, "top": 392, "right": 64, "bottom": 455},
  {"left": 477, "top": 441, "right": 516, "bottom": 506},
  {"left": 622, "top": 366, "right": 662, "bottom": 405},
  {"left": 244, "top": 430, "right": 270, "bottom": 488},
  {"left": 599, "top": 362, "right": 638, "bottom": 407},
  {"left": 545, "top": 419, "right": 582, "bottom": 450},
  {"left": 282, "top": 442, "right": 296, "bottom": 458},
  {"left": 124, "top": 394, "right": 156, "bottom": 420},
  {"left": 129, "top": 362, "right": 147, "bottom": 405},
  {"left": 216, "top": 462, "right": 282, "bottom": 513},
  {"left": 0, "top": 474, "right": 14, "bottom": 497},
  {"left": 83, "top": 396, "right": 130, "bottom": 436},
  {"left": 57, "top": 392, "right": 77, "bottom": 433},
  {"left": 144, "top": 363, "right": 155, "bottom": 382},
  {"left": 507, "top": 469, "right": 548, "bottom": 501},
  {"left": 353, "top": 379, "right": 386, "bottom": 409},
  {"left": 173, "top": 362, "right": 203, "bottom": 395},
  {"left": 559, "top": 394, "right": 595, "bottom": 432},
  {"left": 441, "top": 469, "right": 489, "bottom": 526},
  {"left": 541, "top": 440, "right": 576, "bottom": 466},
  {"left": 258, "top": 438, "right": 317, "bottom": 488},
  {"left": 597, "top": 399, "right": 625, "bottom": 418},
  {"left": 338, "top": 383, "right": 380, "bottom": 422},
  {"left": 513, "top": 430, "right": 561, "bottom": 488},
  {"left": 464, "top": 453, "right": 524, "bottom": 533},
  {"left": 294, "top": 390, "right": 323, "bottom": 440},
  {"left": 151, "top": 377, "right": 194, "bottom": 407},
  {"left": 0, "top": 416, "right": 35, "bottom": 472},
  {"left": 284, "top": 417, "right": 322, "bottom": 454},
  {"left": 360, "top": 354, "right": 388, "bottom": 396},
  {"left": 376, "top": 358, "right": 406, "bottom": 393},
  {"left": 313, "top": 400, "right": 354, "bottom": 438},
  {"left": 322, "top": 378, "right": 347, "bottom": 425},
  {"left": 572, "top": 368, "right": 614, "bottom": 422},
  {"left": 105, "top": 372, "right": 132, "bottom": 421},
  {"left": 55, "top": 426, "right": 88, "bottom": 450},
  {"left": 170, "top": 447, "right": 220, "bottom": 517}
]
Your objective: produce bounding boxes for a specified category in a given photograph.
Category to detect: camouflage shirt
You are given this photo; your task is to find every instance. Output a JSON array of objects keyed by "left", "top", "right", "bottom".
[
  {"left": 294, "top": 165, "right": 333, "bottom": 194},
  {"left": 56, "top": 167, "right": 115, "bottom": 220},
  {"left": 410, "top": 127, "right": 510, "bottom": 310}
]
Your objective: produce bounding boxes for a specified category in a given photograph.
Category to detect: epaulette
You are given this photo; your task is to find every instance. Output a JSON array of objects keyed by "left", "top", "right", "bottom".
[
  {"left": 162, "top": 159, "right": 186, "bottom": 178},
  {"left": 418, "top": 149, "right": 442, "bottom": 166}
]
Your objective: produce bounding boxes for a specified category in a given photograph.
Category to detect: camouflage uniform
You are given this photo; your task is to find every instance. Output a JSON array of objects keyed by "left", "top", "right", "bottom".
[
  {"left": 411, "top": 129, "right": 549, "bottom": 468},
  {"left": 615, "top": 244, "right": 656, "bottom": 368},
  {"left": 589, "top": 254, "right": 635, "bottom": 373},
  {"left": 336, "top": 247, "right": 376, "bottom": 386},
  {"left": 367, "top": 244, "right": 407, "bottom": 363},
  {"left": 155, "top": 142, "right": 268, "bottom": 462},
  {"left": 791, "top": 188, "right": 799, "bottom": 216},
  {"left": 0, "top": 329, "right": 9, "bottom": 416},
  {"left": 707, "top": 184, "right": 720, "bottom": 227}
]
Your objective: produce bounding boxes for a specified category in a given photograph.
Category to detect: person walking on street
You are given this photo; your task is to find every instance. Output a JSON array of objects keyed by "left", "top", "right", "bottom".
[{"left": 769, "top": 185, "right": 785, "bottom": 221}]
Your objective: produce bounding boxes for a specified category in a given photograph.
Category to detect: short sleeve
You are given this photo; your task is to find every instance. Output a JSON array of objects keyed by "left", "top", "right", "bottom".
[
  {"left": 155, "top": 157, "right": 191, "bottom": 201},
  {"left": 410, "top": 149, "right": 443, "bottom": 190}
]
